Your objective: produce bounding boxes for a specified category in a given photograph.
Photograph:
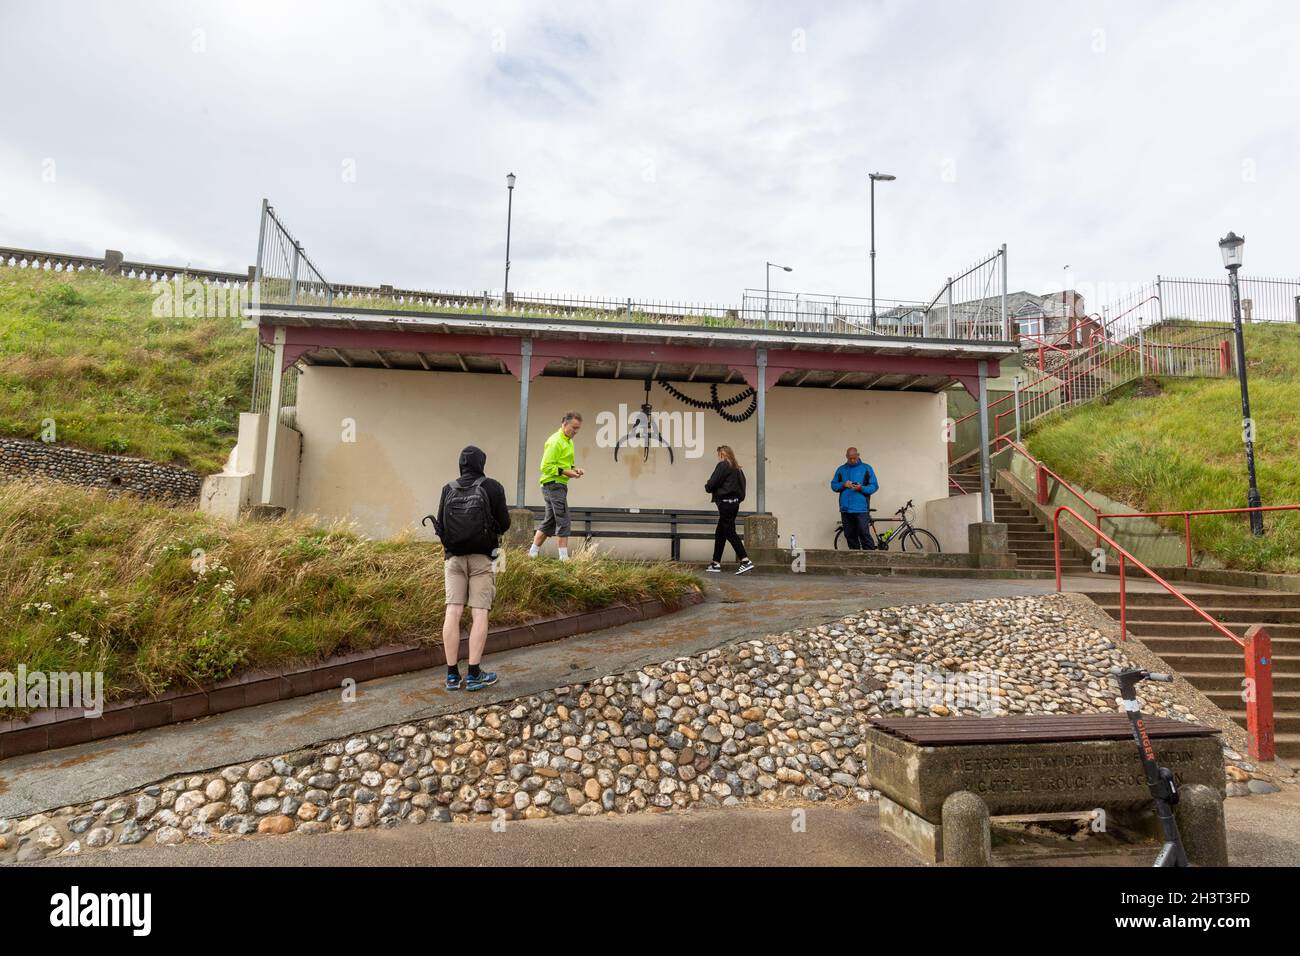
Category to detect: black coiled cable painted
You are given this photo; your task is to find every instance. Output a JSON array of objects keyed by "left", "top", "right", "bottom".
[{"left": 658, "top": 381, "right": 757, "bottom": 423}]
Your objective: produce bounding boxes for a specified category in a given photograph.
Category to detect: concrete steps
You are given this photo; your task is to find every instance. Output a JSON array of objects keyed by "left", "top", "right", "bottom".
[
  {"left": 950, "top": 471, "right": 1092, "bottom": 572},
  {"left": 1209, "top": 690, "right": 1300, "bottom": 712},
  {"left": 1221, "top": 710, "right": 1300, "bottom": 735},
  {"left": 1114, "top": 606, "right": 1300, "bottom": 623},
  {"left": 1079, "top": 588, "right": 1300, "bottom": 759},
  {"left": 1091, "top": 591, "right": 1300, "bottom": 609},
  {"left": 1132, "top": 634, "right": 1300, "bottom": 654},
  {"left": 1178, "top": 671, "right": 1300, "bottom": 693},
  {"left": 1112, "top": 621, "right": 1300, "bottom": 640}
]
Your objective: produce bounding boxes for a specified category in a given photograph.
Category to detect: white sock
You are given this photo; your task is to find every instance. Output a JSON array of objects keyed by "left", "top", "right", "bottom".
[
  {"left": 558, "top": 547, "right": 569, "bottom": 560},
  {"left": 528, "top": 544, "right": 540, "bottom": 557}
]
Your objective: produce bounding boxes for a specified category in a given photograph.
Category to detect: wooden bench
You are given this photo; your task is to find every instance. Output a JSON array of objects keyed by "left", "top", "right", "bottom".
[
  {"left": 863, "top": 714, "right": 1227, "bottom": 865},
  {"left": 525, "top": 505, "right": 753, "bottom": 560}
]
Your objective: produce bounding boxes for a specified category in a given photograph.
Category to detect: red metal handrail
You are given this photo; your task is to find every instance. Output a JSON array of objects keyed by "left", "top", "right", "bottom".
[
  {"left": 1051, "top": 504, "right": 1275, "bottom": 761},
  {"left": 993, "top": 341, "right": 1142, "bottom": 440},
  {"left": 950, "top": 337, "right": 1120, "bottom": 464},
  {"left": 988, "top": 334, "right": 1228, "bottom": 456},
  {"left": 949, "top": 334, "right": 1226, "bottom": 467},
  {"left": 1099, "top": 505, "right": 1300, "bottom": 567},
  {"left": 1024, "top": 297, "right": 1157, "bottom": 369},
  {"left": 1096, "top": 295, "right": 1162, "bottom": 343},
  {"left": 996, "top": 437, "right": 1102, "bottom": 546}
]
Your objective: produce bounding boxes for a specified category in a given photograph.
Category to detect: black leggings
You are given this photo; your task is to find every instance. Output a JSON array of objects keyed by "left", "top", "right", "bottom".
[{"left": 713, "top": 499, "right": 748, "bottom": 562}]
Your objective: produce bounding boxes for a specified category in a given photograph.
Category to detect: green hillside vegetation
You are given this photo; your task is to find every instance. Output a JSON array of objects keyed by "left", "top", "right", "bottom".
[
  {"left": 0, "top": 267, "right": 739, "bottom": 482},
  {"left": 0, "top": 268, "right": 253, "bottom": 473},
  {"left": 1026, "top": 323, "right": 1300, "bottom": 572},
  {"left": 0, "top": 479, "right": 701, "bottom": 715}
]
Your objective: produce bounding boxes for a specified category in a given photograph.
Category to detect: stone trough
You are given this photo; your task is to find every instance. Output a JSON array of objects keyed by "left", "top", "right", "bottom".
[{"left": 863, "top": 715, "right": 1228, "bottom": 865}]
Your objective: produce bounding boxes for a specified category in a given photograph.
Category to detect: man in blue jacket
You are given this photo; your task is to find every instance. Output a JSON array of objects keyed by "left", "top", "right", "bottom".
[{"left": 831, "top": 447, "right": 879, "bottom": 549}]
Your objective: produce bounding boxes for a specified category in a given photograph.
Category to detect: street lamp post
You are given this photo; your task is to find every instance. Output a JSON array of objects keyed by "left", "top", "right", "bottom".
[
  {"left": 765, "top": 261, "right": 792, "bottom": 330},
  {"left": 1219, "top": 231, "right": 1264, "bottom": 537},
  {"left": 504, "top": 172, "right": 516, "bottom": 300},
  {"left": 869, "top": 172, "right": 896, "bottom": 329}
]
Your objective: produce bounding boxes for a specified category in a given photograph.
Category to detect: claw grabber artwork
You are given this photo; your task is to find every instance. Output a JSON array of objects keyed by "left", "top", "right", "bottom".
[{"left": 614, "top": 380, "right": 674, "bottom": 463}]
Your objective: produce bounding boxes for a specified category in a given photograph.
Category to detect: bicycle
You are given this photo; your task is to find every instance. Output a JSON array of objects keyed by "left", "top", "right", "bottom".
[{"left": 833, "top": 499, "right": 941, "bottom": 553}]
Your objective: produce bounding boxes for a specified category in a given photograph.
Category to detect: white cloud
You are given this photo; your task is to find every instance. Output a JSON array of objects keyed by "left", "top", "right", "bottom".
[{"left": 1, "top": 0, "right": 1296, "bottom": 310}]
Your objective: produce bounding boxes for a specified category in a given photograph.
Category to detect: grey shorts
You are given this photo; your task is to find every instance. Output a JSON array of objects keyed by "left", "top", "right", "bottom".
[
  {"left": 539, "top": 482, "right": 570, "bottom": 536},
  {"left": 444, "top": 554, "right": 496, "bottom": 609}
]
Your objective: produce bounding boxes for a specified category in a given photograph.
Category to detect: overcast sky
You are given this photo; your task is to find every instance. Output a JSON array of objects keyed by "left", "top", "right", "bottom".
[{"left": 1, "top": 0, "right": 1296, "bottom": 309}]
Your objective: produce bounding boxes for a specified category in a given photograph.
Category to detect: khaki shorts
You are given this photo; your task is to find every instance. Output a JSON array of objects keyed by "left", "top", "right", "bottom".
[{"left": 444, "top": 554, "right": 496, "bottom": 610}]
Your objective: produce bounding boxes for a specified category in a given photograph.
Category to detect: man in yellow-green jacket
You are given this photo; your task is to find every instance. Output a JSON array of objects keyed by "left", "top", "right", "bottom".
[{"left": 529, "top": 411, "right": 585, "bottom": 560}]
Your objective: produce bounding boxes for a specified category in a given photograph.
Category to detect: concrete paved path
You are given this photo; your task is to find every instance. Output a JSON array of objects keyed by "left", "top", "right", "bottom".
[
  {"left": 28, "top": 789, "right": 1300, "bottom": 868},
  {"left": 1, "top": 571, "right": 1060, "bottom": 818},
  {"left": 32, "top": 803, "right": 913, "bottom": 868}
]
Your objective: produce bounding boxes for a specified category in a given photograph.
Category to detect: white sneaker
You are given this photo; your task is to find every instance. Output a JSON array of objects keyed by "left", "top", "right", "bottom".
[
  {"left": 735, "top": 559, "right": 755, "bottom": 575},
  {"left": 705, "top": 561, "right": 723, "bottom": 573}
]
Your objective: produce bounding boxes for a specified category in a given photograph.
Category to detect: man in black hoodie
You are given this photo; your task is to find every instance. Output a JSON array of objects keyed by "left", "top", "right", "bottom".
[{"left": 435, "top": 446, "right": 511, "bottom": 691}]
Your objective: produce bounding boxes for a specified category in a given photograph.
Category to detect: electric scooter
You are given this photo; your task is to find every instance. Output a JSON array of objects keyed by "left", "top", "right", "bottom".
[{"left": 1115, "top": 668, "right": 1190, "bottom": 867}]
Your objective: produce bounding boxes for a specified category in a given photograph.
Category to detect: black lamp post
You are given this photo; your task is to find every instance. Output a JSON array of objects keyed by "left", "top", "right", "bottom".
[
  {"left": 504, "top": 172, "right": 516, "bottom": 299},
  {"left": 1219, "top": 231, "right": 1264, "bottom": 536},
  {"left": 869, "top": 172, "right": 896, "bottom": 328}
]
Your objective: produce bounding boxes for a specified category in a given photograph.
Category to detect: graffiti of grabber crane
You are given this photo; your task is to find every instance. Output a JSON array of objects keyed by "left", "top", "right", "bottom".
[{"left": 615, "top": 380, "right": 675, "bottom": 463}]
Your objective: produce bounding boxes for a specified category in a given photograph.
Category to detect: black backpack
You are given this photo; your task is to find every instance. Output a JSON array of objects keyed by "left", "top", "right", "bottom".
[{"left": 436, "top": 477, "right": 495, "bottom": 552}]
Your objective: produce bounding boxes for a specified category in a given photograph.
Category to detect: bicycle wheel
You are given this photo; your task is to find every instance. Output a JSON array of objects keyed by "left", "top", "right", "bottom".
[
  {"left": 833, "top": 526, "right": 844, "bottom": 550},
  {"left": 900, "top": 528, "right": 941, "bottom": 554}
]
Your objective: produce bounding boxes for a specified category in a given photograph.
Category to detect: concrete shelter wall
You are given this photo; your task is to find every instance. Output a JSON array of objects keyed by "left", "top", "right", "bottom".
[{"left": 292, "top": 365, "right": 953, "bottom": 559}]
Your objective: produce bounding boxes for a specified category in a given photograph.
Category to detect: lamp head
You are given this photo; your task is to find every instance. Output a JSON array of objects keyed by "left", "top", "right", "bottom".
[{"left": 1219, "top": 231, "right": 1244, "bottom": 270}]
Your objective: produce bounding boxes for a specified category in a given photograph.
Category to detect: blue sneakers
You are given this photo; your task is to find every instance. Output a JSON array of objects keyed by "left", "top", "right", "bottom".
[
  {"left": 464, "top": 671, "right": 498, "bottom": 691},
  {"left": 445, "top": 672, "right": 463, "bottom": 691}
]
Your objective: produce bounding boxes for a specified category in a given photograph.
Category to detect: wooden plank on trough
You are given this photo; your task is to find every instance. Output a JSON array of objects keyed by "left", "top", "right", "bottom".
[{"left": 868, "top": 714, "right": 1218, "bottom": 745}]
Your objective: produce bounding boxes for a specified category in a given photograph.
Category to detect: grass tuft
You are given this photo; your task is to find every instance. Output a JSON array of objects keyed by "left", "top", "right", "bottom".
[{"left": 0, "top": 479, "right": 701, "bottom": 713}]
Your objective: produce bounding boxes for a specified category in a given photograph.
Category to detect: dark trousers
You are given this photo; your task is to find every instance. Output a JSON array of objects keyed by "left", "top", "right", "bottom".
[
  {"left": 841, "top": 510, "right": 874, "bottom": 550},
  {"left": 713, "top": 499, "right": 747, "bottom": 562}
]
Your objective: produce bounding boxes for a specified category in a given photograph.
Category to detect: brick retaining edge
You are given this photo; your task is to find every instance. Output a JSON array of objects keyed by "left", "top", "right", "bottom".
[{"left": 0, "top": 590, "right": 705, "bottom": 760}]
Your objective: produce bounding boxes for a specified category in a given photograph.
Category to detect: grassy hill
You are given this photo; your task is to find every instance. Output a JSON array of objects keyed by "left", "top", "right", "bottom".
[
  {"left": 0, "top": 479, "right": 701, "bottom": 715},
  {"left": 1026, "top": 323, "right": 1300, "bottom": 573},
  {"left": 0, "top": 267, "right": 253, "bottom": 473}
]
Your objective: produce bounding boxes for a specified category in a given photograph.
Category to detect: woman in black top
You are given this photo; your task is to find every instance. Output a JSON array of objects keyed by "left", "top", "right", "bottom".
[{"left": 703, "top": 445, "right": 754, "bottom": 574}]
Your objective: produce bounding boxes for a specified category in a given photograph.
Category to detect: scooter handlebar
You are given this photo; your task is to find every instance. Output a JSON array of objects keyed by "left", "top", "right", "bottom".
[{"left": 1115, "top": 668, "right": 1173, "bottom": 699}]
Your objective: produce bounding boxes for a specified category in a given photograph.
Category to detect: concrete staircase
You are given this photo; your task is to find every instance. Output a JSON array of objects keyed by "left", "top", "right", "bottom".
[
  {"left": 949, "top": 471, "right": 1090, "bottom": 574},
  {"left": 1081, "top": 588, "right": 1300, "bottom": 760}
]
